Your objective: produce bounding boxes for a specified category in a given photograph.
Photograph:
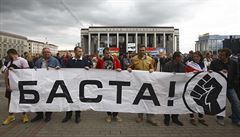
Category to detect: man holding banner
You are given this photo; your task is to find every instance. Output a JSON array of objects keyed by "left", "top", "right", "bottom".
[
  {"left": 96, "top": 47, "right": 122, "bottom": 123},
  {"left": 31, "top": 47, "right": 61, "bottom": 123},
  {"left": 2, "top": 49, "right": 29, "bottom": 125},
  {"left": 163, "top": 51, "right": 184, "bottom": 126},
  {"left": 127, "top": 45, "right": 158, "bottom": 126},
  {"left": 210, "top": 48, "right": 240, "bottom": 126},
  {"left": 61, "top": 46, "right": 90, "bottom": 123}
]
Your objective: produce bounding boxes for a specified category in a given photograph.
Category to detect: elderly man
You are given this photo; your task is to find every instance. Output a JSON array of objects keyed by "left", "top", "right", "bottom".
[{"left": 31, "top": 47, "right": 61, "bottom": 123}]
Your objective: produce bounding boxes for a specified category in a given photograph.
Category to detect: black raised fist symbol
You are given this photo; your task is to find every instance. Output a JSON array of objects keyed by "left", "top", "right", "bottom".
[{"left": 190, "top": 74, "right": 223, "bottom": 115}]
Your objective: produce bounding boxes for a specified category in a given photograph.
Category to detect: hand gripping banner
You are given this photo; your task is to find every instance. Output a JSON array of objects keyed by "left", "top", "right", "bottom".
[{"left": 8, "top": 69, "right": 227, "bottom": 116}]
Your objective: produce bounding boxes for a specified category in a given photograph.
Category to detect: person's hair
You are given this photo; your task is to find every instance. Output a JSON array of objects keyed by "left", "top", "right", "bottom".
[
  {"left": 42, "top": 47, "right": 50, "bottom": 53},
  {"left": 74, "top": 46, "right": 82, "bottom": 51},
  {"left": 26, "top": 53, "right": 33, "bottom": 62},
  {"left": 172, "top": 51, "right": 182, "bottom": 60},
  {"left": 24, "top": 52, "right": 28, "bottom": 56},
  {"left": 189, "top": 50, "right": 194, "bottom": 54},
  {"left": 205, "top": 51, "right": 211, "bottom": 56},
  {"left": 193, "top": 51, "right": 203, "bottom": 62},
  {"left": 138, "top": 45, "right": 146, "bottom": 50},
  {"left": 7, "top": 48, "right": 18, "bottom": 55},
  {"left": 218, "top": 48, "right": 232, "bottom": 57},
  {"left": 103, "top": 47, "right": 109, "bottom": 54}
]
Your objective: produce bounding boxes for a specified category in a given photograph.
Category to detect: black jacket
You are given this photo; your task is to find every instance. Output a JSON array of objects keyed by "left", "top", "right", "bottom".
[
  {"left": 66, "top": 57, "right": 90, "bottom": 68},
  {"left": 210, "top": 58, "right": 238, "bottom": 89},
  {"left": 163, "top": 61, "right": 185, "bottom": 73}
]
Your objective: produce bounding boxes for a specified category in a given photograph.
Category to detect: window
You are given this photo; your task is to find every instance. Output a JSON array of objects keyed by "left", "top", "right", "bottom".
[
  {"left": 138, "top": 34, "right": 145, "bottom": 45},
  {"left": 100, "top": 34, "right": 107, "bottom": 48},
  {"left": 128, "top": 34, "right": 135, "bottom": 43},
  {"left": 147, "top": 34, "right": 154, "bottom": 47},
  {"left": 109, "top": 34, "right": 117, "bottom": 48},
  {"left": 156, "top": 34, "right": 164, "bottom": 48},
  {"left": 3, "top": 38, "right": 7, "bottom": 42}
]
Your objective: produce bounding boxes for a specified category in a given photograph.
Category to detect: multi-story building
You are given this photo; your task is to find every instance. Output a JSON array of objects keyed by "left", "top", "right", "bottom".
[
  {"left": 28, "top": 40, "right": 58, "bottom": 56},
  {"left": 48, "top": 44, "right": 58, "bottom": 56},
  {"left": 0, "top": 31, "right": 58, "bottom": 59},
  {"left": 223, "top": 36, "right": 240, "bottom": 55},
  {"left": 0, "top": 31, "right": 29, "bottom": 59},
  {"left": 28, "top": 40, "right": 46, "bottom": 56},
  {"left": 195, "top": 33, "right": 240, "bottom": 54},
  {"left": 81, "top": 26, "right": 179, "bottom": 55}
]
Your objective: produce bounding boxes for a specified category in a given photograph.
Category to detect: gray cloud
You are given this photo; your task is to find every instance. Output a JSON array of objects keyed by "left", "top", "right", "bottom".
[{"left": 0, "top": 0, "right": 207, "bottom": 48}]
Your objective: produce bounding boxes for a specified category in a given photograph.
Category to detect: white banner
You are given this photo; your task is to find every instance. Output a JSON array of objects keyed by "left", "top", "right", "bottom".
[{"left": 9, "top": 69, "right": 227, "bottom": 116}]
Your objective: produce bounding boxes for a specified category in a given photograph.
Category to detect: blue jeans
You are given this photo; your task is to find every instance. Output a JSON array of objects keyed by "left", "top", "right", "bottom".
[
  {"left": 228, "top": 88, "right": 240, "bottom": 123},
  {"left": 218, "top": 88, "right": 240, "bottom": 123}
]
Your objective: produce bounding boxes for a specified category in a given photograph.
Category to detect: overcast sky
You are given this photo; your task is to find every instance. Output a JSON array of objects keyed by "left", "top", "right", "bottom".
[{"left": 0, "top": 0, "right": 239, "bottom": 53}]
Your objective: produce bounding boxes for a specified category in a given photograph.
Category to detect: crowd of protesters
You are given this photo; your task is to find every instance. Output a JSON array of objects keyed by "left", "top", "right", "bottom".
[{"left": 0, "top": 46, "right": 239, "bottom": 127}]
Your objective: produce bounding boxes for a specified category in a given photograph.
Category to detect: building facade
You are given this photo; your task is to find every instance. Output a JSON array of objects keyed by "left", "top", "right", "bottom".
[
  {"left": 0, "top": 31, "right": 29, "bottom": 59},
  {"left": 81, "top": 26, "right": 179, "bottom": 55},
  {"left": 28, "top": 40, "right": 45, "bottom": 56},
  {"left": 48, "top": 44, "right": 58, "bottom": 56},
  {"left": 28, "top": 40, "right": 58, "bottom": 56},
  {"left": 0, "top": 31, "right": 58, "bottom": 59},
  {"left": 223, "top": 36, "right": 240, "bottom": 55},
  {"left": 195, "top": 33, "right": 240, "bottom": 54}
]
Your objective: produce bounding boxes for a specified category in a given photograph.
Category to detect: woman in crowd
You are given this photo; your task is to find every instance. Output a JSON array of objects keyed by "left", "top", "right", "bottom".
[{"left": 185, "top": 51, "right": 208, "bottom": 126}]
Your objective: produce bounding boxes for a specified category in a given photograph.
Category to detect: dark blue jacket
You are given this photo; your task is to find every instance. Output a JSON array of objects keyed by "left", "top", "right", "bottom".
[{"left": 66, "top": 57, "right": 90, "bottom": 68}]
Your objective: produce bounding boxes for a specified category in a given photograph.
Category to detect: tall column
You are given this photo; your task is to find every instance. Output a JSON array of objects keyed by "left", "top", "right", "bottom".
[
  {"left": 163, "top": 32, "right": 166, "bottom": 49},
  {"left": 154, "top": 32, "right": 157, "bottom": 48},
  {"left": 117, "top": 32, "right": 119, "bottom": 48},
  {"left": 215, "top": 40, "right": 218, "bottom": 54},
  {"left": 88, "top": 33, "right": 91, "bottom": 55},
  {"left": 126, "top": 32, "right": 128, "bottom": 52},
  {"left": 135, "top": 33, "right": 138, "bottom": 53},
  {"left": 205, "top": 40, "right": 207, "bottom": 51},
  {"left": 209, "top": 40, "right": 212, "bottom": 53},
  {"left": 107, "top": 33, "right": 110, "bottom": 47},
  {"left": 173, "top": 34, "right": 175, "bottom": 52},
  {"left": 97, "top": 33, "right": 100, "bottom": 50},
  {"left": 177, "top": 35, "right": 179, "bottom": 51},
  {"left": 212, "top": 40, "right": 215, "bottom": 54},
  {"left": 145, "top": 33, "right": 147, "bottom": 47}
]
